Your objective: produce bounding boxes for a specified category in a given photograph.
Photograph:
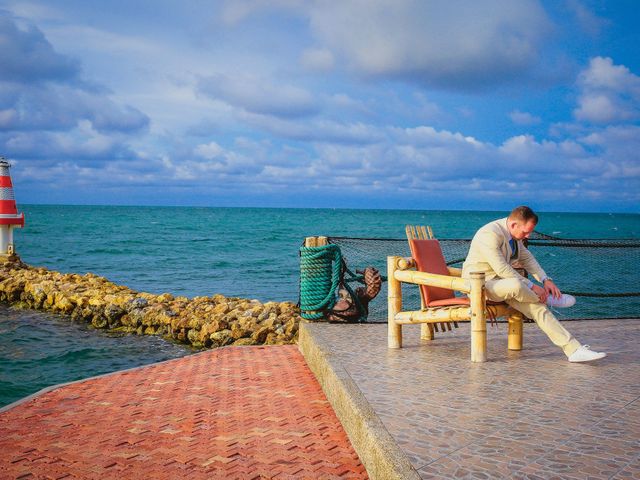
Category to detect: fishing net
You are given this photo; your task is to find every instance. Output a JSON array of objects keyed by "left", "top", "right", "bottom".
[{"left": 327, "top": 232, "right": 640, "bottom": 322}]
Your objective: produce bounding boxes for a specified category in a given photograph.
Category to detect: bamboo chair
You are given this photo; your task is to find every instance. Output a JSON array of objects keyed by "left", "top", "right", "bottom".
[{"left": 387, "top": 226, "right": 524, "bottom": 362}]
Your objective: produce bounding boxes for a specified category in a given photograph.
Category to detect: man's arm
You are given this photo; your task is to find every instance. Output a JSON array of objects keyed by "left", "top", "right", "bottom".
[
  {"left": 519, "top": 246, "right": 562, "bottom": 299},
  {"left": 475, "top": 230, "right": 526, "bottom": 279},
  {"left": 517, "top": 246, "right": 547, "bottom": 282}
]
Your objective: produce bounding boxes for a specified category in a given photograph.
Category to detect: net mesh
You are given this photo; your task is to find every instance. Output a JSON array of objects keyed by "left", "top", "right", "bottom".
[{"left": 328, "top": 232, "right": 640, "bottom": 322}]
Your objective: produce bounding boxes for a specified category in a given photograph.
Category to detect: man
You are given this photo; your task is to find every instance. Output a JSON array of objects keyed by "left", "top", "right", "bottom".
[{"left": 462, "top": 206, "right": 606, "bottom": 362}]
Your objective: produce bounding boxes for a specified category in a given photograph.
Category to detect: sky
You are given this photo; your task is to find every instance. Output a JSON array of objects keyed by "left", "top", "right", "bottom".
[{"left": 1, "top": 0, "right": 639, "bottom": 212}]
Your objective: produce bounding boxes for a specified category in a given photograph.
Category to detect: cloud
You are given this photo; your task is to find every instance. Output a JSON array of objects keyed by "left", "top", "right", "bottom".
[
  {"left": 220, "top": 0, "right": 305, "bottom": 25},
  {"left": 574, "top": 57, "right": 640, "bottom": 123},
  {"left": 579, "top": 125, "right": 640, "bottom": 179},
  {"left": 307, "top": 0, "right": 553, "bottom": 90},
  {"left": 300, "top": 48, "right": 334, "bottom": 72},
  {"left": 509, "top": 110, "right": 542, "bottom": 126},
  {"left": 0, "top": 82, "right": 148, "bottom": 133},
  {"left": 3, "top": 2, "right": 639, "bottom": 212},
  {"left": 566, "top": 0, "right": 610, "bottom": 37},
  {"left": 0, "top": 10, "right": 149, "bottom": 177},
  {"left": 238, "top": 112, "right": 384, "bottom": 145},
  {"left": 197, "top": 73, "right": 320, "bottom": 119},
  {"left": 1, "top": 120, "right": 137, "bottom": 161},
  {"left": 194, "top": 141, "right": 225, "bottom": 160},
  {"left": 0, "top": 10, "right": 79, "bottom": 82},
  {"left": 0, "top": 12, "right": 148, "bottom": 134}
]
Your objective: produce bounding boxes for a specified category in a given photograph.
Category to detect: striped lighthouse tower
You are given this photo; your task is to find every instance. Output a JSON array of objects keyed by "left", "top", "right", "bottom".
[{"left": 0, "top": 157, "right": 24, "bottom": 257}]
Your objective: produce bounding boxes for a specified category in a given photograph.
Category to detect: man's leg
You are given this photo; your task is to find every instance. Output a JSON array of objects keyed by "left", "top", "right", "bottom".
[{"left": 485, "top": 278, "right": 581, "bottom": 357}]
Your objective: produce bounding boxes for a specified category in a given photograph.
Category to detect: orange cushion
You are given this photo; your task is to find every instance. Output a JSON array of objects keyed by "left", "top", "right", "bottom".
[
  {"left": 408, "top": 239, "right": 454, "bottom": 304},
  {"left": 427, "top": 297, "right": 470, "bottom": 307}
]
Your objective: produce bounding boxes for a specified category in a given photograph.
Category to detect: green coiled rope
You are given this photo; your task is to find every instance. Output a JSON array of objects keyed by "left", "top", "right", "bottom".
[{"left": 299, "top": 244, "right": 342, "bottom": 319}]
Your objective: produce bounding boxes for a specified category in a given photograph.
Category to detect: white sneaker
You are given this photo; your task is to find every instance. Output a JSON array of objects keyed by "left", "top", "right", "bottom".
[
  {"left": 568, "top": 345, "right": 607, "bottom": 363},
  {"left": 547, "top": 293, "right": 576, "bottom": 308}
]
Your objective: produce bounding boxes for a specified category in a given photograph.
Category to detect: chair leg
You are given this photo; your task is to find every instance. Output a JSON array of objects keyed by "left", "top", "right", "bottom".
[
  {"left": 507, "top": 313, "right": 524, "bottom": 351},
  {"left": 387, "top": 256, "right": 403, "bottom": 348},
  {"left": 420, "top": 323, "right": 435, "bottom": 340},
  {"left": 469, "top": 272, "right": 487, "bottom": 362}
]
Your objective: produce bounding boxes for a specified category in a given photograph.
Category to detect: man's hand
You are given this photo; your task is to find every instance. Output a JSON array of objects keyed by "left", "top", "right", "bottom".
[
  {"left": 531, "top": 284, "right": 548, "bottom": 303},
  {"left": 543, "top": 279, "right": 561, "bottom": 299}
]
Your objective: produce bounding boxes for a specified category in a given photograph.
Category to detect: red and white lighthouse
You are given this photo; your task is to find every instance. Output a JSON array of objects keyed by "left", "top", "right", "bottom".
[{"left": 0, "top": 157, "right": 24, "bottom": 256}]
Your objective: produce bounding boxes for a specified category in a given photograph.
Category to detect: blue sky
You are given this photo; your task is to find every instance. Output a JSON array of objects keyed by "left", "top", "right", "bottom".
[{"left": 1, "top": 1, "right": 639, "bottom": 212}]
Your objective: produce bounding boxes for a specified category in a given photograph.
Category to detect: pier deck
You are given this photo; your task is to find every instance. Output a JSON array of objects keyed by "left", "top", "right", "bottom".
[
  {"left": 300, "top": 318, "right": 640, "bottom": 479},
  {"left": 0, "top": 345, "right": 367, "bottom": 479}
]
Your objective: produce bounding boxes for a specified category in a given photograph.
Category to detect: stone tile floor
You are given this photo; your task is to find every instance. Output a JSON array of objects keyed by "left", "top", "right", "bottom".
[
  {"left": 0, "top": 345, "right": 367, "bottom": 480},
  {"left": 306, "top": 319, "right": 640, "bottom": 479}
]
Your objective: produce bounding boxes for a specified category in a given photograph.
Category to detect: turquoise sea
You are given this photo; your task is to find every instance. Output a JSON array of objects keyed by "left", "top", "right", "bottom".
[{"left": 1, "top": 205, "right": 639, "bottom": 407}]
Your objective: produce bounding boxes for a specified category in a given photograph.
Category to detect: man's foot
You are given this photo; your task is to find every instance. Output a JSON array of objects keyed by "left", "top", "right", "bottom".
[
  {"left": 568, "top": 345, "right": 607, "bottom": 363},
  {"left": 547, "top": 293, "right": 576, "bottom": 308}
]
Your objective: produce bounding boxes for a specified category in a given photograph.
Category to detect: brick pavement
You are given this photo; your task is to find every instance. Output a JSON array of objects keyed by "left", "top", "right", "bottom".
[{"left": 0, "top": 345, "right": 368, "bottom": 480}]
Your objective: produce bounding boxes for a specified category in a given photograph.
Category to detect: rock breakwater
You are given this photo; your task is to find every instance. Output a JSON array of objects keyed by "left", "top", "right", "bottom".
[{"left": 0, "top": 256, "right": 301, "bottom": 349}]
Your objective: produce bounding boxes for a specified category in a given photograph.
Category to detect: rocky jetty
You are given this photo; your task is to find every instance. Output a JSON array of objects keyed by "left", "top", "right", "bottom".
[{"left": 0, "top": 256, "right": 301, "bottom": 349}]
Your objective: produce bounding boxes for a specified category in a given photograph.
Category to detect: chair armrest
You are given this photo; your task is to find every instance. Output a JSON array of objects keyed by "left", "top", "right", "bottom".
[
  {"left": 447, "top": 267, "right": 462, "bottom": 277},
  {"left": 393, "top": 269, "right": 471, "bottom": 294}
]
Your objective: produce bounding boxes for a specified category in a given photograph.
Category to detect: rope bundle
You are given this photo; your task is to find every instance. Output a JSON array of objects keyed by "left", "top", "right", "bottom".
[{"left": 299, "top": 244, "right": 342, "bottom": 319}]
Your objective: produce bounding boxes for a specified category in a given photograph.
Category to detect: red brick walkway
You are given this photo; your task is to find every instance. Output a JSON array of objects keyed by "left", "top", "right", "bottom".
[{"left": 0, "top": 345, "right": 367, "bottom": 479}]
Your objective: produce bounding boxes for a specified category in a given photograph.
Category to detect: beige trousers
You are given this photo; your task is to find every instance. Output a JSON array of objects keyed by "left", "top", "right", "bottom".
[{"left": 485, "top": 278, "right": 581, "bottom": 357}]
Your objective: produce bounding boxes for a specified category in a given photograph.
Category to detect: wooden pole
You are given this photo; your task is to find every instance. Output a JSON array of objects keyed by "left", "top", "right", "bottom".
[
  {"left": 397, "top": 257, "right": 415, "bottom": 270},
  {"left": 421, "top": 323, "right": 435, "bottom": 340},
  {"left": 419, "top": 293, "right": 434, "bottom": 340},
  {"left": 507, "top": 313, "right": 523, "bottom": 351},
  {"left": 447, "top": 266, "right": 462, "bottom": 277},
  {"left": 394, "top": 306, "right": 472, "bottom": 324},
  {"left": 394, "top": 303, "right": 513, "bottom": 325},
  {"left": 393, "top": 270, "right": 471, "bottom": 293},
  {"left": 387, "top": 256, "right": 403, "bottom": 349},
  {"left": 469, "top": 272, "right": 487, "bottom": 362}
]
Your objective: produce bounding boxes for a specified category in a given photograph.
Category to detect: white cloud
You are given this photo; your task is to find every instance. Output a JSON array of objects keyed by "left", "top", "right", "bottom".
[
  {"left": 0, "top": 12, "right": 79, "bottom": 82},
  {"left": 194, "top": 142, "right": 225, "bottom": 160},
  {"left": 3, "top": 120, "right": 130, "bottom": 161},
  {"left": 237, "top": 112, "right": 384, "bottom": 145},
  {"left": 0, "top": 108, "right": 17, "bottom": 127},
  {"left": 300, "top": 48, "right": 334, "bottom": 72},
  {"left": 2, "top": 1, "right": 64, "bottom": 22},
  {"left": 198, "top": 73, "right": 319, "bottom": 119},
  {"left": 566, "top": 0, "right": 610, "bottom": 37},
  {"left": 307, "top": 0, "right": 552, "bottom": 89},
  {"left": 0, "top": 81, "right": 148, "bottom": 132},
  {"left": 220, "top": 0, "right": 306, "bottom": 25},
  {"left": 580, "top": 56, "right": 640, "bottom": 92},
  {"left": 509, "top": 110, "right": 542, "bottom": 126},
  {"left": 574, "top": 57, "right": 640, "bottom": 123},
  {"left": 3, "top": 2, "right": 639, "bottom": 211},
  {"left": 44, "top": 24, "right": 158, "bottom": 57}
]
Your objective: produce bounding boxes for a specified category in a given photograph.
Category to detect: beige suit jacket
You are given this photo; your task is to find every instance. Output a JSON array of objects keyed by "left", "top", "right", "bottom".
[{"left": 462, "top": 217, "right": 547, "bottom": 284}]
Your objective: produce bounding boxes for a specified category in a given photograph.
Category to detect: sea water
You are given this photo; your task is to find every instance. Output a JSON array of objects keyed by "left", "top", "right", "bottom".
[
  {"left": 0, "top": 305, "right": 191, "bottom": 407},
  {"left": 1, "top": 205, "right": 639, "bottom": 407}
]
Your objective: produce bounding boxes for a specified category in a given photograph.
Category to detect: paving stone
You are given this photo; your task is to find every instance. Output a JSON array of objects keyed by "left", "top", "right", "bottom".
[
  {"left": 0, "top": 345, "right": 368, "bottom": 479},
  {"left": 305, "top": 318, "right": 640, "bottom": 479}
]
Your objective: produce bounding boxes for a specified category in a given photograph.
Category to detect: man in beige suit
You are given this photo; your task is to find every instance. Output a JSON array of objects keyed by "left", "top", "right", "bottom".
[{"left": 463, "top": 206, "right": 606, "bottom": 362}]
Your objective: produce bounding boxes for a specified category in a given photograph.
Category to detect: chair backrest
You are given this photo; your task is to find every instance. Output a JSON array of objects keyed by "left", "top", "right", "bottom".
[{"left": 407, "top": 238, "right": 455, "bottom": 305}]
